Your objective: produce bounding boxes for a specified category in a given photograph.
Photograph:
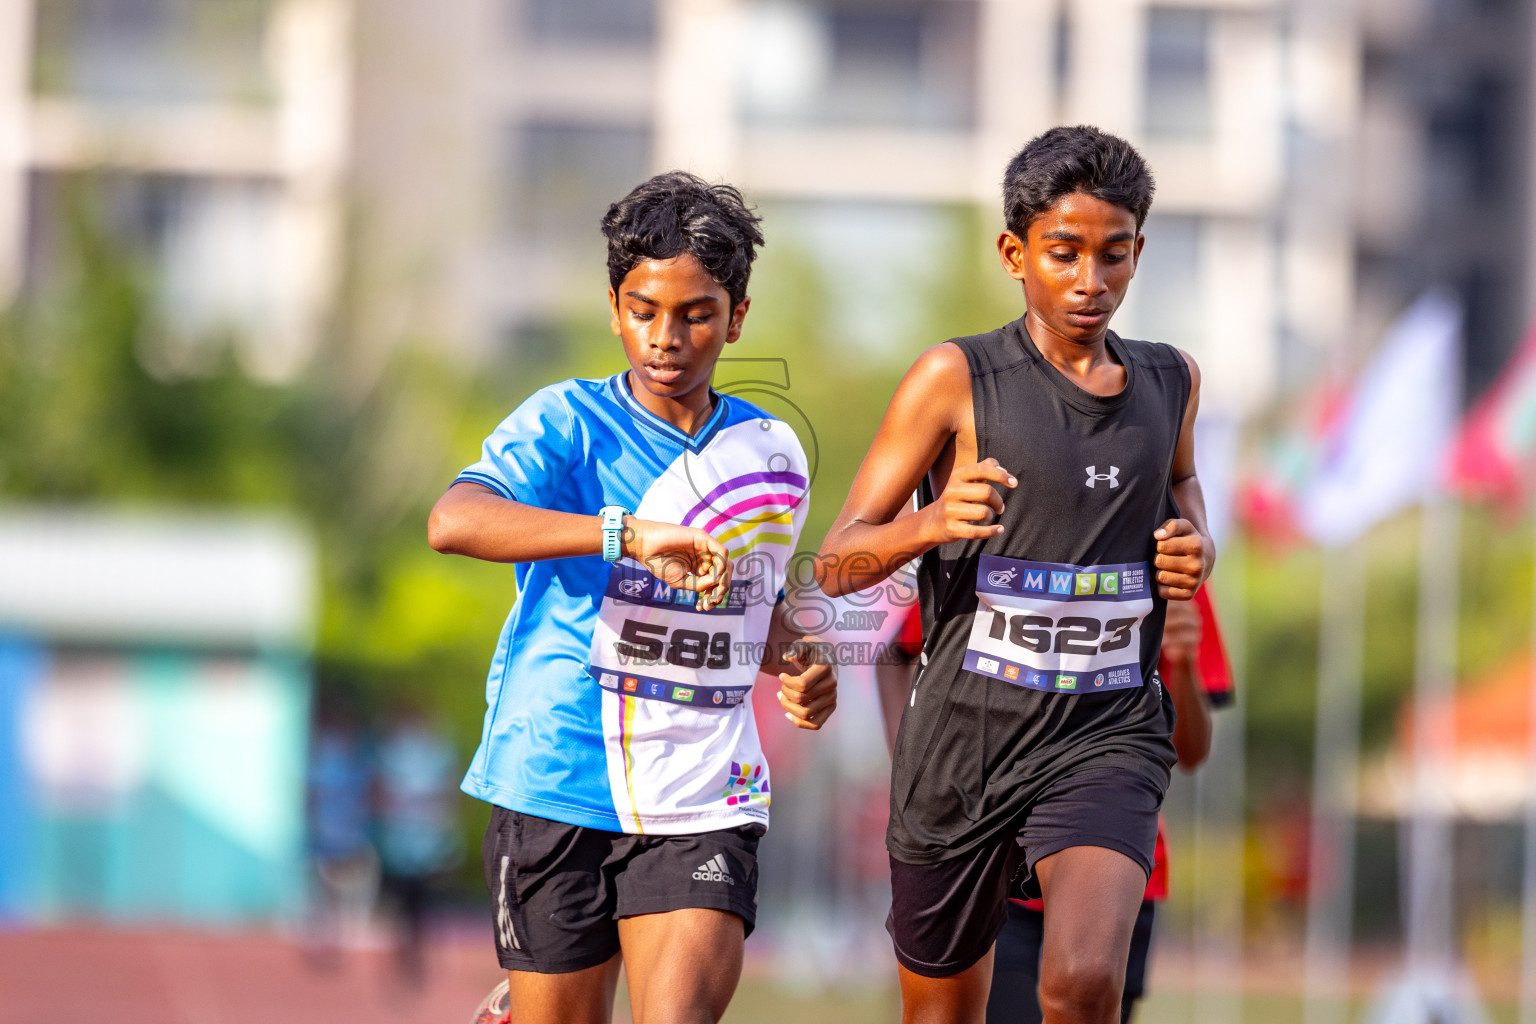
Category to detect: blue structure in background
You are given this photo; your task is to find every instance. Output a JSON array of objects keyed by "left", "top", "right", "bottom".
[
  {"left": 0, "top": 637, "right": 44, "bottom": 924},
  {"left": 0, "top": 511, "right": 315, "bottom": 927}
]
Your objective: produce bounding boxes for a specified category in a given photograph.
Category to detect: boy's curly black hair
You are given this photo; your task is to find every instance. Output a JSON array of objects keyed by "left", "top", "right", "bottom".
[
  {"left": 601, "top": 171, "right": 765, "bottom": 307},
  {"left": 1003, "top": 125, "right": 1156, "bottom": 236}
]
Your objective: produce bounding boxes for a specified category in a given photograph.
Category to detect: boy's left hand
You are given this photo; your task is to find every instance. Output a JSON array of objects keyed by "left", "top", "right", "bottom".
[
  {"left": 777, "top": 638, "right": 837, "bottom": 731},
  {"left": 1153, "top": 518, "right": 1210, "bottom": 600}
]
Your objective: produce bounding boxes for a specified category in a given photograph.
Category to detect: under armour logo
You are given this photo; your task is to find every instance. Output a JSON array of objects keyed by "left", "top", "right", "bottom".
[{"left": 1085, "top": 466, "right": 1120, "bottom": 489}]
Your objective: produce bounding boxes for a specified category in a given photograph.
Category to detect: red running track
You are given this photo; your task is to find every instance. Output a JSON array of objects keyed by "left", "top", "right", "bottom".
[{"left": 0, "top": 926, "right": 507, "bottom": 1024}]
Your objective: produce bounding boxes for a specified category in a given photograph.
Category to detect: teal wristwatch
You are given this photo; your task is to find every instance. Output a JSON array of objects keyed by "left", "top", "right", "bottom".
[{"left": 600, "top": 505, "right": 629, "bottom": 562}]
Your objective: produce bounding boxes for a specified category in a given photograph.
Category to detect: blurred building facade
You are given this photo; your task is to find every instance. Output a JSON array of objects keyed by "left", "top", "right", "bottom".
[
  {"left": 0, "top": 0, "right": 351, "bottom": 380},
  {"left": 1, "top": 0, "right": 1532, "bottom": 407},
  {"left": 368, "top": 0, "right": 1296, "bottom": 417},
  {"left": 1347, "top": 0, "right": 1536, "bottom": 396}
]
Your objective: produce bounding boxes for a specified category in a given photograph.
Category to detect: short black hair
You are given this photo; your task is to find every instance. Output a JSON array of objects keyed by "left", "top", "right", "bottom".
[
  {"left": 1002, "top": 126, "right": 1155, "bottom": 236},
  {"left": 601, "top": 171, "right": 764, "bottom": 307}
]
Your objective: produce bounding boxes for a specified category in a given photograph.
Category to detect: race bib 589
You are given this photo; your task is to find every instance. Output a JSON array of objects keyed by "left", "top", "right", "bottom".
[
  {"left": 963, "top": 554, "right": 1153, "bottom": 693},
  {"left": 587, "top": 564, "right": 757, "bottom": 710}
]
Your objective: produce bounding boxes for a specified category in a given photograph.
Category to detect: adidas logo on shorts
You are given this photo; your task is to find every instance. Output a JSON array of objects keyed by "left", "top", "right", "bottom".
[{"left": 692, "top": 853, "right": 733, "bottom": 884}]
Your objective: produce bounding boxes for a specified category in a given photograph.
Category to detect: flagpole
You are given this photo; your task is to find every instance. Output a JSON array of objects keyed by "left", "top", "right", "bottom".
[
  {"left": 1303, "top": 538, "right": 1368, "bottom": 1024},
  {"left": 1196, "top": 544, "right": 1248, "bottom": 1024},
  {"left": 1405, "top": 496, "right": 1459, "bottom": 972},
  {"left": 1292, "top": 287, "right": 1463, "bottom": 1021},
  {"left": 1520, "top": 507, "right": 1536, "bottom": 1024}
]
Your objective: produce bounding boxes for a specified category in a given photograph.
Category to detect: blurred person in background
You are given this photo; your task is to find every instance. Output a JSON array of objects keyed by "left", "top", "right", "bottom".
[
  {"left": 875, "top": 581, "right": 925, "bottom": 753},
  {"left": 374, "top": 703, "right": 463, "bottom": 986},
  {"left": 428, "top": 172, "right": 838, "bottom": 1024},
  {"left": 986, "top": 591, "right": 1233, "bottom": 1023},
  {"left": 304, "top": 692, "right": 379, "bottom": 968}
]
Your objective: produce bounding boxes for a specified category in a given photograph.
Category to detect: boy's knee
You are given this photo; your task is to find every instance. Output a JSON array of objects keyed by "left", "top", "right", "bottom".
[{"left": 1039, "top": 954, "right": 1124, "bottom": 1023}]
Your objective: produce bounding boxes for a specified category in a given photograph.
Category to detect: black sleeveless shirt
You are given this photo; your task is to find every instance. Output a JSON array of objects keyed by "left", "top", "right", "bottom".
[{"left": 888, "top": 318, "right": 1187, "bottom": 864}]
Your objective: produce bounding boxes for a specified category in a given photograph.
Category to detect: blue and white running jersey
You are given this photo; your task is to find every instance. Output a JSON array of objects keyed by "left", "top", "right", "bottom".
[{"left": 455, "top": 374, "right": 810, "bottom": 834}]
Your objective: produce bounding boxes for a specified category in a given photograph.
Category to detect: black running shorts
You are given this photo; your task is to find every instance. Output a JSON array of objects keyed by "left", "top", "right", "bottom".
[
  {"left": 482, "top": 805, "right": 763, "bottom": 973},
  {"left": 888, "top": 765, "right": 1163, "bottom": 978}
]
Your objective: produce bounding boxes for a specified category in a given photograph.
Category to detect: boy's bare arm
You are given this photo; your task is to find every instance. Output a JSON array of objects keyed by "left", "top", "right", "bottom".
[
  {"left": 1161, "top": 599, "right": 1213, "bottom": 768},
  {"left": 430, "top": 482, "right": 608, "bottom": 561},
  {"left": 428, "top": 481, "right": 730, "bottom": 606},
  {"left": 817, "top": 344, "right": 1015, "bottom": 597},
  {"left": 1154, "top": 350, "right": 1215, "bottom": 600}
]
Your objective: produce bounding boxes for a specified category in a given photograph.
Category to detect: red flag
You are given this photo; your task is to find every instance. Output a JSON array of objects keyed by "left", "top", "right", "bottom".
[
  {"left": 1447, "top": 316, "right": 1536, "bottom": 505},
  {"left": 1236, "top": 377, "right": 1352, "bottom": 546}
]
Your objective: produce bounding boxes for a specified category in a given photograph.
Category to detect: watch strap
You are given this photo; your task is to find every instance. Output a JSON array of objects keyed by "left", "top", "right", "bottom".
[{"left": 600, "top": 505, "right": 629, "bottom": 562}]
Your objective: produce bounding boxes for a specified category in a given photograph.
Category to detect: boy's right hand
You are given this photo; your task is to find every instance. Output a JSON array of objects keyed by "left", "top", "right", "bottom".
[
  {"left": 622, "top": 518, "right": 733, "bottom": 611},
  {"left": 924, "top": 458, "right": 1017, "bottom": 546}
]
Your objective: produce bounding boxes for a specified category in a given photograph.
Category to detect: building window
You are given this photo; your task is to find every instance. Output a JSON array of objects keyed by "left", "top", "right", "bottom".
[
  {"left": 1132, "top": 215, "right": 1203, "bottom": 348},
  {"left": 1425, "top": 72, "right": 1508, "bottom": 209},
  {"left": 740, "top": 0, "right": 977, "bottom": 131},
  {"left": 1143, "top": 7, "right": 1212, "bottom": 140},
  {"left": 31, "top": 0, "right": 274, "bottom": 105},
  {"left": 1051, "top": 1, "right": 1072, "bottom": 105},
  {"left": 520, "top": 0, "right": 655, "bottom": 45},
  {"left": 507, "top": 121, "right": 651, "bottom": 251}
]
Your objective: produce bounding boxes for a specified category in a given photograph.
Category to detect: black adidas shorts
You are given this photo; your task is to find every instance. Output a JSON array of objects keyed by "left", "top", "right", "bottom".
[{"left": 482, "top": 805, "right": 763, "bottom": 973}]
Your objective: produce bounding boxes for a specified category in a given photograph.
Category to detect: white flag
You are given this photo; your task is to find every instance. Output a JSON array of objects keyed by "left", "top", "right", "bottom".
[{"left": 1298, "top": 290, "right": 1462, "bottom": 548}]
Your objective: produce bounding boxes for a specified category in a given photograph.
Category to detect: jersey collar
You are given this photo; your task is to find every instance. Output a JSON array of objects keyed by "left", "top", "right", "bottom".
[{"left": 610, "top": 373, "right": 730, "bottom": 452}]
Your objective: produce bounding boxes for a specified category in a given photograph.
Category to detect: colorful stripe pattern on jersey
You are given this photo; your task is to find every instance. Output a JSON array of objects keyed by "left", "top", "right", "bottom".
[{"left": 456, "top": 374, "right": 809, "bottom": 835}]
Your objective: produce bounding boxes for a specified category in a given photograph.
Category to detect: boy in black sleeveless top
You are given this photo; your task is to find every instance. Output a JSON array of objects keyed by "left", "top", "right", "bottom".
[{"left": 817, "top": 126, "right": 1213, "bottom": 1024}]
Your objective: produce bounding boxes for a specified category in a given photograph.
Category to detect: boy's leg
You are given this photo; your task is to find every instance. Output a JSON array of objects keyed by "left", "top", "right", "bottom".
[
  {"left": 504, "top": 956, "right": 623, "bottom": 1024},
  {"left": 897, "top": 955, "right": 994, "bottom": 1024},
  {"left": 1119, "top": 901, "right": 1157, "bottom": 1023},
  {"left": 482, "top": 807, "right": 627, "bottom": 1022},
  {"left": 985, "top": 902, "right": 1045, "bottom": 1024},
  {"left": 609, "top": 824, "right": 763, "bottom": 1024},
  {"left": 889, "top": 836, "right": 1026, "bottom": 1024},
  {"left": 1034, "top": 846, "right": 1148, "bottom": 1024},
  {"left": 619, "top": 908, "right": 745, "bottom": 1024}
]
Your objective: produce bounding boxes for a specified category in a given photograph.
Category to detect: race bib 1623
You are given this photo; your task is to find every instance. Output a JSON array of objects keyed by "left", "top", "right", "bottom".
[{"left": 963, "top": 554, "right": 1153, "bottom": 693}]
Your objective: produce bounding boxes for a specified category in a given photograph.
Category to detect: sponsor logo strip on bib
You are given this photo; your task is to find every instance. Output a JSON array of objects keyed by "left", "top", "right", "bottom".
[
  {"left": 977, "top": 556, "right": 1150, "bottom": 604},
  {"left": 606, "top": 567, "right": 750, "bottom": 616},
  {"left": 962, "top": 650, "right": 1142, "bottom": 692},
  {"left": 592, "top": 667, "right": 750, "bottom": 708},
  {"left": 967, "top": 554, "right": 1153, "bottom": 693}
]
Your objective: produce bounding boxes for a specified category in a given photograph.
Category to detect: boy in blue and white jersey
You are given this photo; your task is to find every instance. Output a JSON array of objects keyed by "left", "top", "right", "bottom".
[{"left": 429, "top": 172, "right": 837, "bottom": 1024}]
